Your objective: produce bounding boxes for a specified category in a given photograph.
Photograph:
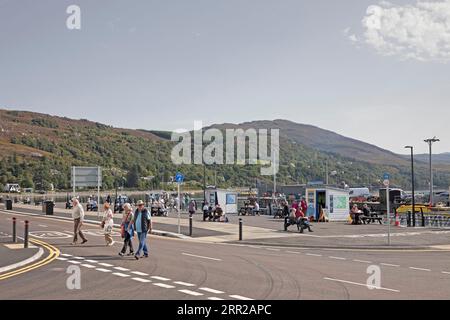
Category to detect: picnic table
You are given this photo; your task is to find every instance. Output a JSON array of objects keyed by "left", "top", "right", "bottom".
[{"left": 360, "top": 212, "right": 383, "bottom": 225}]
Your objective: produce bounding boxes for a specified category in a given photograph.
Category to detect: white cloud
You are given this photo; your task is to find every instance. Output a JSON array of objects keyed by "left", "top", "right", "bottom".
[{"left": 353, "top": 0, "right": 450, "bottom": 62}]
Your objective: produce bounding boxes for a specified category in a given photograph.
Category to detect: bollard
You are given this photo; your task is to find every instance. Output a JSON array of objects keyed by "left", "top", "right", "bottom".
[
  {"left": 189, "top": 216, "right": 193, "bottom": 237},
  {"left": 24, "top": 220, "right": 29, "bottom": 248},
  {"left": 239, "top": 218, "right": 243, "bottom": 241},
  {"left": 12, "top": 217, "right": 16, "bottom": 243},
  {"left": 284, "top": 217, "right": 288, "bottom": 231},
  {"left": 407, "top": 211, "right": 411, "bottom": 227}
]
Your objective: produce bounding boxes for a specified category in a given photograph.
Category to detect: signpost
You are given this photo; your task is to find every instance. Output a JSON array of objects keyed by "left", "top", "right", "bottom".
[
  {"left": 175, "top": 172, "right": 184, "bottom": 234},
  {"left": 71, "top": 166, "right": 102, "bottom": 217},
  {"left": 383, "top": 173, "right": 390, "bottom": 246}
]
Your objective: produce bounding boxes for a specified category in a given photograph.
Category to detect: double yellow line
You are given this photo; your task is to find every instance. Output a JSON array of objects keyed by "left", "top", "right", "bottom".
[{"left": 0, "top": 238, "right": 60, "bottom": 281}]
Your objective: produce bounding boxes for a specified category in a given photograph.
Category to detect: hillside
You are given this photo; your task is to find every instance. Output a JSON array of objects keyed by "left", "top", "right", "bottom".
[{"left": 0, "top": 109, "right": 449, "bottom": 191}]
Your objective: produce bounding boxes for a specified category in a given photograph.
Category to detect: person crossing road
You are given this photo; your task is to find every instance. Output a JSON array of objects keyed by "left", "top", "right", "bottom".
[{"left": 132, "top": 200, "right": 152, "bottom": 260}]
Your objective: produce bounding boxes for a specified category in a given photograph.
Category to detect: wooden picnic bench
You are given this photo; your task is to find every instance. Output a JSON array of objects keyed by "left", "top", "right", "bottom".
[{"left": 360, "top": 212, "right": 383, "bottom": 225}]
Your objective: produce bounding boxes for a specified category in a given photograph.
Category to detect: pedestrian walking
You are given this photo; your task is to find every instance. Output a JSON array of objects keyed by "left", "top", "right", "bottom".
[
  {"left": 101, "top": 202, "right": 115, "bottom": 246},
  {"left": 132, "top": 200, "right": 152, "bottom": 260},
  {"left": 188, "top": 199, "right": 196, "bottom": 217},
  {"left": 119, "top": 203, "right": 134, "bottom": 256},
  {"left": 71, "top": 197, "right": 88, "bottom": 245}
]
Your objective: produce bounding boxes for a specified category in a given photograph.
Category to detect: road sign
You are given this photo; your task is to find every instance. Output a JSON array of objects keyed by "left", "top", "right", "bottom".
[
  {"left": 383, "top": 173, "right": 390, "bottom": 180},
  {"left": 175, "top": 172, "right": 184, "bottom": 183},
  {"left": 71, "top": 167, "right": 102, "bottom": 187},
  {"left": 383, "top": 179, "right": 390, "bottom": 187}
]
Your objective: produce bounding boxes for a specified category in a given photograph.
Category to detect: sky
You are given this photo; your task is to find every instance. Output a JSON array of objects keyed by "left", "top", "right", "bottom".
[{"left": 1, "top": 0, "right": 449, "bottom": 154}]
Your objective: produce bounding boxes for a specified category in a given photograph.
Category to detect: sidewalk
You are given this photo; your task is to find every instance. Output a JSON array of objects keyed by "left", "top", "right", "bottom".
[
  {"left": 0, "top": 237, "right": 41, "bottom": 273},
  {"left": 6, "top": 203, "right": 450, "bottom": 249}
]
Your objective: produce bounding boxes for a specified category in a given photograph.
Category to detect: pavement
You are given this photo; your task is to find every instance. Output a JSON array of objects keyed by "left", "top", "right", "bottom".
[
  {"left": 1, "top": 208, "right": 450, "bottom": 300},
  {"left": 6, "top": 203, "right": 450, "bottom": 250}
]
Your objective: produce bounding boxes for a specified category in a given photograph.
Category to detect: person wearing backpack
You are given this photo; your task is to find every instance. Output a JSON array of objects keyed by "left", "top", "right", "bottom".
[{"left": 119, "top": 203, "right": 134, "bottom": 256}]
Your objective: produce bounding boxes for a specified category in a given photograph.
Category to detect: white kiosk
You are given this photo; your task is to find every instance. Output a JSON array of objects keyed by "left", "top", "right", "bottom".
[
  {"left": 205, "top": 188, "right": 238, "bottom": 214},
  {"left": 305, "top": 186, "right": 350, "bottom": 221}
]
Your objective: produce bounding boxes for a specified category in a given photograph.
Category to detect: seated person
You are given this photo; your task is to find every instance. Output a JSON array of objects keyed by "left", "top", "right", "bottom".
[
  {"left": 350, "top": 204, "right": 361, "bottom": 224},
  {"left": 362, "top": 204, "right": 370, "bottom": 216},
  {"left": 213, "top": 204, "right": 223, "bottom": 222}
]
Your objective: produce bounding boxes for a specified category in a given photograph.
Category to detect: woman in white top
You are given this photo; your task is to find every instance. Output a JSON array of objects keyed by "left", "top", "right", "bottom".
[{"left": 101, "top": 202, "right": 115, "bottom": 246}]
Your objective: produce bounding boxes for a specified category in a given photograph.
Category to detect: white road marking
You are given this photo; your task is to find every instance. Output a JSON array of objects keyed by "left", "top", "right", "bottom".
[
  {"left": 151, "top": 276, "right": 171, "bottom": 281},
  {"left": 306, "top": 253, "right": 322, "bottom": 257},
  {"left": 38, "top": 224, "right": 48, "bottom": 228},
  {"left": 178, "top": 289, "right": 204, "bottom": 296},
  {"left": 409, "top": 267, "right": 431, "bottom": 272},
  {"left": 266, "top": 248, "right": 280, "bottom": 251},
  {"left": 67, "top": 260, "right": 82, "bottom": 264},
  {"left": 98, "top": 263, "right": 113, "bottom": 267},
  {"left": 199, "top": 288, "right": 225, "bottom": 294},
  {"left": 229, "top": 295, "right": 254, "bottom": 300},
  {"left": 85, "top": 259, "right": 98, "bottom": 263},
  {"left": 96, "top": 268, "right": 112, "bottom": 273},
  {"left": 329, "top": 256, "right": 346, "bottom": 260},
  {"left": 114, "top": 267, "right": 130, "bottom": 271},
  {"left": 286, "top": 251, "right": 302, "bottom": 254},
  {"left": 56, "top": 257, "right": 68, "bottom": 261},
  {"left": 153, "top": 283, "right": 175, "bottom": 289},
  {"left": 72, "top": 256, "right": 85, "bottom": 260},
  {"left": 131, "top": 271, "right": 149, "bottom": 276},
  {"left": 61, "top": 253, "right": 72, "bottom": 257},
  {"left": 353, "top": 259, "right": 372, "bottom": 264},
  {"left": 380, "top": 263, "right": 400, "bottom": 267},
  {"left": 323, "top": 277, "right": 400, "bottom": 293},
  {"left": 113, "top": 272, "right": 130, "bottom": 277},
  {"left": 81, "top": 264, "right": 96, "bottom": 269},
  {"left": 132, "top": 277, "right": 151, "bottom": 283},
  {"left": 181, "top": 253, "right": 222, "bottom": 261},
  {"left": 208, "top": 297, "right": 225, "bottom": 300},
  {"left": 441, "top": 271, "right": 450, "bottom": 275},
  {"left": 174, "top": 281, "right": 196, "bottom": 287}
]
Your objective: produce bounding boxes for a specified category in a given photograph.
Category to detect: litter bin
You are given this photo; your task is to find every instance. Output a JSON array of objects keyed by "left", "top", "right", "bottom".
[
  {"left": 44, "top": 200, "right": 54, "bottom": 215},
  {"left": 6, "top": 199, "right": 12, "bottom": 210}
]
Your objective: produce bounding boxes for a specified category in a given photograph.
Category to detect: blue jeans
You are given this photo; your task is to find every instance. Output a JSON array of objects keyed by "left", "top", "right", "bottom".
[{"left": 136, "top": 232, "right": 148, "bottom": 256}]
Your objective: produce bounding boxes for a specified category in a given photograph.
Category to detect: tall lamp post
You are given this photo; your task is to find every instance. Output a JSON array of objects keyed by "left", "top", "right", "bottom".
[
  {"left": 404, "top": 146, "right": 415, "bottom": 227},
  {"left": 424, "top": 137, "right": 440, "bottom": 207}
]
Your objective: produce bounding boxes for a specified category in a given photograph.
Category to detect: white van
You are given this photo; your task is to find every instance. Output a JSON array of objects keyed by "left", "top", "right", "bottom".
[{"left": 349, "top": 187, "right": 370, "bottom": 198}]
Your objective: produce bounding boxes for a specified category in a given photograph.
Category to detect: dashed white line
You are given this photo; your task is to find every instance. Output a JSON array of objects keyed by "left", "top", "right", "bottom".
[
  {"left": 286, "top": 251, "right": 301, "bottom": 254},
  {"left": 153, "top": 283, "right": 175, "bottom": 289},
  {"left": 114, "top": 267, "right": 130, "bottom": 271},
  {"left": 441, "top": 271, "right": 450, "bottom": 275},
  {"left": 380, "top": 263, "right": 400, "bottom": 267},
  {"left": 81, "top": 264, "right": 96, "bottom": 269},
  {"left": 199, "top": 288, "right": 225, "bottom": 294},
  {"left": 113, "top": 272, "right": 130, "bottom": 278},
  {"left": 72, "top": 256, "right": 85, "bottom": 260},
  {"left": 85, "top": 259, "right": 98, "bottom": 263},
  {"left": 409, "top": 267, "right": 431, "bottom": 272},
  {"left": 208, "top": 297, "right": 225, "bottom": 300},
  {"left": 174, "top": 281, "right": 196, "bottom": 287},
  {"left": 306, "top": 253, "right": 322, "bottom": 257},
  {"left": 61, "top": 253, "right": 72, "bottom": 257},
  {"left": 67, "top": 260, "right": 82, "bottom": 264},
  {"left": 56, "top": 257, "right": 68, "bottom": 261},
  {"left": 229, "top": 295, "right": 254, "bottom": 300},
  {"left": 178, "top": 289, "right": 204, "bottom": 296},
  {"left": 98, "top": 263, "right": 114, "bottom": 267},
  {"left": 324, "top": 277, "right": 400, "bottom": 293},
  {"left": 131, "top": 271, "right": 149, "bottom": 276},
  {"left": 38, "top": 224, "right": 48, "bottom": 228},
  {"left": 96, "top": 268, "right": 112, "bottom": 273},
  {"left": 151, "top": 276, "right": 171, "bottom": 281},
  {"left": 266, "top": 248, "right": 280, "bottom": 251},
  {"left": 329, "top": 256, "right": 346, "bottom": 260},
  {"left": 353, "top": 259, "right": 372, "bottom": 264},
  {"left": 132, "top": 277, "right": 151, "bottom": 283},
  {"left": 182, "top": 253, "right": 222, "bottom": 261}
]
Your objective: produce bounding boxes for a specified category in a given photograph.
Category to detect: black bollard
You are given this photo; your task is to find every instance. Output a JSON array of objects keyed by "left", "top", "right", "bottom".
[
  {"left": 12, "top": 217, "right": 16, "bottom": 243},
  {"left": 239, "top": 218, "right": 243, "bottom": 241},
  {"left": 284, "top": 217, "right": 288, "bottom": 231},
  {"left": 24, "top": 220, "right": 29, "bottom": 248},
  {"left": 189, "top": 216, "right": 193, "bottom": 237}
]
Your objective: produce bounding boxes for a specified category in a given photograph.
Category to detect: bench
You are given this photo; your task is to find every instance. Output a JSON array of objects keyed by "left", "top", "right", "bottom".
[
  {"left": 284, "top": 217, "right": 311, "bottom": 233},
  {"left": 360, "top": 214, "right": 383, "bottom": 225}
]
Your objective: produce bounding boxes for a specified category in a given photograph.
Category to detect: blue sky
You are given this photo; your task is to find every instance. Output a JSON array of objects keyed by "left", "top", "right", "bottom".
[{"left": 1, "top": 0, "right": 449, "bottom": 154}]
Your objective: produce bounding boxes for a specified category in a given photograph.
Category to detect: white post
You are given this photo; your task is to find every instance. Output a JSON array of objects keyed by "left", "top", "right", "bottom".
[
  {"left": 387, "top": 185, "right": 390, "bottom": 246},
  {"left": 177, "top": 182, "right": 181, "bottom": 234},
  {"left": 72, "top": 167, "right": 76, "bottom": 197}
]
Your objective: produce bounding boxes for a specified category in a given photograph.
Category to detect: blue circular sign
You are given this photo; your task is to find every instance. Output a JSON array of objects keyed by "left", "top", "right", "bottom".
[{"left": 175, "top": 172, "right": 184, "bottom": 183}]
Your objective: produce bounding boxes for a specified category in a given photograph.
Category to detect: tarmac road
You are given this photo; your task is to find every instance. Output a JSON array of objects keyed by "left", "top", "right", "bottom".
[{"left": 1, "top": 209, "right": 450, "bottom": 300}]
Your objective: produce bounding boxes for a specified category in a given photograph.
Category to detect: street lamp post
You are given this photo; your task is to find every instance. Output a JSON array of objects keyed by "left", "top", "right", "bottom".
[
  {"left": 404, "top": 146, "right": 415, "bottom": 227},
  {"left": 424, "top": 137, "right": 440, "bottom": 207}
]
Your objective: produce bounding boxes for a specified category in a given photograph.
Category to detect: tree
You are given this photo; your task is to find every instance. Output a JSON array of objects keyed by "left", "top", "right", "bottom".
[{"left": 126, "top": 164, "right": 140, "bottom": 188}]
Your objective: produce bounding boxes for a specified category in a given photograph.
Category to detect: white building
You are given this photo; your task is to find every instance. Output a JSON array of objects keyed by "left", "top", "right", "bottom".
[{"left": 305, "top": 186, "right": 350, "bottom": 221}]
